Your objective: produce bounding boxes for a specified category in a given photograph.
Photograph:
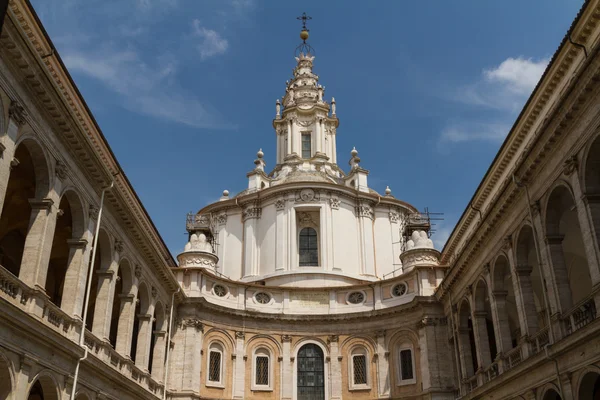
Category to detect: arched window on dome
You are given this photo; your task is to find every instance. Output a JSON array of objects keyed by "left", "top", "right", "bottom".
[{"left": 299, "top": 227, "right": 318, "bottom": 266}]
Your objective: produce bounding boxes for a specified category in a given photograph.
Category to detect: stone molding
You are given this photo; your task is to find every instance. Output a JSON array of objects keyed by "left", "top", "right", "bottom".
[
  {"left": 180, "top": 318, "right": 204, "bottom": 332},
  {"left": 400, "top": 247, "right": 440, "bottom": 270}
]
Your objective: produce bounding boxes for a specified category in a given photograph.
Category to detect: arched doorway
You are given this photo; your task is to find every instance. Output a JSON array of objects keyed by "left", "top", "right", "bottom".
[
  {"left": 578, "top": 371, "right": 600, "bottom": 400},
  {"left": 297, "top": 343, "right": 325, "bottom": 400}
]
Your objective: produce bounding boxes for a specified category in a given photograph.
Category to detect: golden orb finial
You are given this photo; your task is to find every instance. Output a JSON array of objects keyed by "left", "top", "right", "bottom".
[{"left": 300, "top": 29, "right": 309, "bottom": 41}]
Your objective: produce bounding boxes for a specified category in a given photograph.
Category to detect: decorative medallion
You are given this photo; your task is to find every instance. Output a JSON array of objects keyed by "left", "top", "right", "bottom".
[
  {"left": 347, "top": 291, "right": 365, "bottom": 305},
  {"left": 296, "top": 188, "right": 319, "bottom": 202},
  {"left": 391, "top": 283, "right": 407, "bottom": 297},
  {"left": 213, "top": 284, "right": 228, "bottom": 297},
  {"left": 254, "top": 292, "right": 271, "bottom": 304}
]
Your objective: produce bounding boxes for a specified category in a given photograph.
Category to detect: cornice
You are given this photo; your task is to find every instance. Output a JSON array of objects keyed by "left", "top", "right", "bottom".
[
  {"left": 439, "top": 0, "right": 600, "bottom": 263},
  {"left": 193, "top": 180, "right": 419, "bottom": 216},
  {"left": 5, "top": 1, "right": 180, "bottom": 295}
]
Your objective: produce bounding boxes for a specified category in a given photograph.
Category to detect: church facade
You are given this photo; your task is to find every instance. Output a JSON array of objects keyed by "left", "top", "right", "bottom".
[{"left": 0, "top": 0, "right": 600, "bottom": 399}]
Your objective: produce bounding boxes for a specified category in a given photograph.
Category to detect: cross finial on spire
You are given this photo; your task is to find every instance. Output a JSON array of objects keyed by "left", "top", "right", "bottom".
[{"left": 297, "top": 12, "right": 312, "bottom": 31}]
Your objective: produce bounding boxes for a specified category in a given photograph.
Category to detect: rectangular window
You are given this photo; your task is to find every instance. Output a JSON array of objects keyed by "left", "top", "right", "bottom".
[
  {"left": 353, "top": 355, "right": 367, "bottom": 385},
  {"left": 208, "top": 351, "right": 221, "bottom": 382},
  {"left": 302, "top": 133, "right": 311, "bottom": 159},
  {"left": 255, "top": 356, "right": 269, "bottom": 386},
  {"left": 400, "top": 349, "right": 414, "bottom": 381}
]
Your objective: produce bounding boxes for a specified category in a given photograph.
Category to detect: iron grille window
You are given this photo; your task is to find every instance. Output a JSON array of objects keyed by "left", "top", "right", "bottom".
[
  {"left": 208, "top": 351, "right": 221, "bottom": 383},
  {"left": 255, "top": 356, "right": 269, "bottom": 386},
  {"left": 302, "top": 133, "right": 312, "bottom": 159},
  {"left": 299, "top": 227, "right": 318, "bottom": 266},
  {"left": 400, "top": 349, "right": 414, "bottom": 381},
  {"left": 353, "top": 355, "right": 367, "bottom": 385}
]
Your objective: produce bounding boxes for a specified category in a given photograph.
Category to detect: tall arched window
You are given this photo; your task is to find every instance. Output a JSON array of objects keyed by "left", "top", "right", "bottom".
[
  {"left": 252, "top": 347, "right": 272, "bottom": 391},
  {"left": 207, "top": 342, "right": 224, "bottom": 387},
  {"left": 299, "top": 227, "right": 318, "bottom": 266},
  {"left": 397, "top": 345, "right": 416, "bottom": 385},
  {"left": 349, "top": 346, "right": 369, "bottom": 390}
]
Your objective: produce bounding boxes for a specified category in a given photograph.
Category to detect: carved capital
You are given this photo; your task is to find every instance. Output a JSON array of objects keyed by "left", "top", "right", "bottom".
[
  {"left": 235, "top": 331, "right": 245, "bottom": 340},
  {"left": 242, "top": 204, "right": 261, "bottom": 221},
  {"left": 151, "top": 286, "right": 158, "bottom": 299},
  {"left": 8, "top": 101, "right": 26, "bottom": 126},
  {"left": 134, "top": 264, "right": 142, "bottom": 278},
  {"left": 327, "top": 335, "right": 339, "bottom": 343},
  {"left": 66, "top": 238, "right": 88, "bottom": 249},
  {"left": 216, "top": 213, "right": 227, "bottom": 225},
  {"left": 375, "top": 330, "right": 386, "bottom": 339},
  {"left": 563, "top": 155, "right": 578, "bottom": 176},
  {"left": 355, "top": 204, "right": 374, "bottom": 219},
  {"left": 389, "top": 211, "right": 400, "bottom": 223},
  {"left": 275, "top": 199, "right": 285, "bottom": 211},
  {"left": 89, "top": 205, "right": 99, "bottom": 221},
  {"left": 55, "top": 160, "right": 68, "bottom": 180},
  {"left": 180, "top": 318, "right": 204, "bottom": 332},
  {"left": 114, "top": 240, "right": 124, "bottom": 254},
  {"left": 281, "top": 334, "right": 292, "bottom": 343},
  {"left": 29, "top": 198, "right": 54, "bottom": 211}
]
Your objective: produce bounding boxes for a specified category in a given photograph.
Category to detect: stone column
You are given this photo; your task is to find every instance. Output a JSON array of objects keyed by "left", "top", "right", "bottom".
[
  {"left": 60, "top": 239, "right": 89, "bottom": 317},
  {"left": 19, "top": 198, "right": 56, "bottom": 289},
  {"left": 92, "top": 268, "right": 116, "bottom": 341},
  {"left": 287, "top": 119, "right": 292, "bottom": 156},
  {"left": 320, "top": 120, "right": 326, "bottom": 156},
  {"left": 331, "top": 129, "right": 337, "bottom": 164},
  {"left": 115, "top": 293, "right": 135, "bottom": 357},
  {"left": 490, "top": 291, "right": 513, "bottom": 357},
  {"left": 0, "top": 108, "right": 22, "bottom": 217},
  {"left": 151, "top": 330, "right": 167, "bottom": 382},
  {"left": 233, "top": 332, "right": 246, "bottom": 399},
  {"left": 180, "top": 319, "right": 203, "bottom": 392},
  {"left": 457, "top": 327, "right": 475, "bottom": 378},
  {"left": 328, "top": 335, "right": 342, "bottom": 400},
  {"left": 375, "top": 331, "right": 389, "bottom": 398},
  {"left": 356, "top": 203, "right": 376, "bottom": 276},
  {"left": 472, "top": 311, "right": 492, "bottom": 369},
  {"left": 275, "top": 200, "right": 287, "bottom": 271},
  {"left": 242, "top": 204, "right": 260, "bottom": 277},
  {"left": 545, "top": 235, "right": 572, "bottom": 312},
  {"left": 315, "top": 119, "right": 322, "bottom": 154},
  {"left": 281, "top": 335, "right": 293, "bottom": 400},
  {"left": 513, "top": 265, "right": 539, "bottom": 343},
  {"left": 14, "top": 355, "right": 36, "bottom": 400},
  {"left": 135, "top": 313, "right": 154, "bottom": 371}
]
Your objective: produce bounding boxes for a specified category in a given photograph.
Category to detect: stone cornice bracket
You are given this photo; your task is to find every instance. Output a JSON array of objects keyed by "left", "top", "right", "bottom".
[
  {"left": 151, "top": 286, "right": 158, "bottom": 298},
  {"left": 181, "top": 318, "right": 204, "bottom": 332},
  {"left": 235, "top": 331, "right": 245, "bottom": 340},
  {"left": 29, "top": 198, "right": 53, "bottom": 211},
  {"left": 8, "top": 100, "right": 26, "bottom": 126},
  {"left": 134, "top": 264, "right": 142, "bottom": 279},
  {"left": 55, "top": 160, "right": 68, "bottom": 180},
  {"left": 114, "top": 239, "right": 124, "bottom": 254},
  {"left": 563, "top": 155, "right": 578, "bottom": 176},
  {"left": 66, "top": 238, "right": 88, "bottom": 249},
  {"left": 281, "top": 334, "right": 292, "bottom": 343},
  {"left": 503, "top": 234, "right": 513, "bottom": 250}
]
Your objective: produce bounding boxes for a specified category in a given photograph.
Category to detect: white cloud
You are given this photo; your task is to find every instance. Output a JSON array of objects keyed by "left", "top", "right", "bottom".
[
  {"left": 484, "top": 57, "right": 548, "bottom": 95},
  {"left": 441, "top": 121, "right": 510, "bottom": 143},
  {"left": 439, "top": 56, "right": 548, "bottom": 146},
  {"left": 192, "top": 20, "right": 228, "bottom": 60},
  {"left": 63, "top": 48, "right": 231, "bottom": 129}
]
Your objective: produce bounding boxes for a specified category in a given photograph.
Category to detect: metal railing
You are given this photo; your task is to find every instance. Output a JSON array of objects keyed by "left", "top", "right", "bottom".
[{"left": 564, "top": 297, "right": 597, "bottom": 335}]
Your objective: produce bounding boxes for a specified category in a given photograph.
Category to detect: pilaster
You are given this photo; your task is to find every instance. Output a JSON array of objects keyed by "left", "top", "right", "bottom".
[
  {"left": 0, "top": 108, "right": 22, "bottom": 217},
  {"left": 233, "top": 331, "right": 246, "bottom": 399},
  {"left": 135, "top": 313, "right": 154, "bottom": 371},
  {"left": 60, "top": 238, "right": 89, "bottom": 317},
  {"left": 328, "top": 335, "right": 342, "bottom": 400},
  {"left": 281, "top": 335, "right": 293, "bottom": 400},
  {"left": 92, "top": 268, "right": 116, "bottom": 341},
  {"left": 115, "top": 293, "right": 135, "bottom": 357}
]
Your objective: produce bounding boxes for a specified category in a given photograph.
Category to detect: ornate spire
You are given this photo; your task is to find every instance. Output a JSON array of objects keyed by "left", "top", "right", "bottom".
[{"left": 295, "top": 12, "right": 314, "bottom": 57}]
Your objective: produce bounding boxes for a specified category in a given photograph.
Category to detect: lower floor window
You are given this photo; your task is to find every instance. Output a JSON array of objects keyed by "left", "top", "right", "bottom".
[
  {"left": 256, "top": 356, "right": 269, "bottom": 386},
  {"left": 208, "top": 350, "right": 222, "bottom": 383},
  {"left": 353, "top": 355, "right": 367, "bottom": 385},
  {"left": 399, "top": 348, "right": 414, "bottom": 382}
]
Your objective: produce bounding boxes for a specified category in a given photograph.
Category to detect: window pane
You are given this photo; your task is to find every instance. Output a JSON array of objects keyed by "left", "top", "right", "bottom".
[
  {"left": 302, "top": 134, "right": 311, "bottom": 158},
  {"left": 400, "top": 349, "right": 414, "bottom": 380},
  {"left": 299, "top": 228, "right": 318, "bottom": 266},
  {"left": 353, "top": 355, "right": 367, "bottom": 385},
  {"left": 209, "top": 351, "right": 221, "bottom": 382},
  {"left": 256, "top": 356, "right": 269, "bottom": 385}
]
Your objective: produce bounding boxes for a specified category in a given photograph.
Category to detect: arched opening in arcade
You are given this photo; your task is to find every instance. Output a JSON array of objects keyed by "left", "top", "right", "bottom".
[
  {"left": 473, "top": 279, "right": 497, "bottom": 366},
  {"left": 584, "top": 135, "right": 600, "bottom": 256},
  {"left": 543, "top": 388, "right": 562, "bottom": 400},
  {"left": 578, "top": 371, "right": 600, "bottom": 400},
  {"left": 0, "top": 141, "right": 48, "bottom": 277},
  {"left": 515, "top": 225, "right": 546, "bottom": 332},
  {"left": 45, "top": 191, "right": 85, "bottom": 306},
  {"left": 545, "top": 185, "right": 592, "bottom": 310},
  {"left": 0, "top": 353, "right": 12, "bottom": 400},
  {"left": 27, "top": 376, "right": 59, "bottom": 400},
  {"left": 491, "top": 255, "right": 520, "bottom": 350},
  {"left": 458, "top": 299, "right": 478, "bottom": 378}
]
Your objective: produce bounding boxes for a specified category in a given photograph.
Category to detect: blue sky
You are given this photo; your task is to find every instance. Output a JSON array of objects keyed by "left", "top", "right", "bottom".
[{"left": 31, "top": 0, "right": 583, "bottom": 257}]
